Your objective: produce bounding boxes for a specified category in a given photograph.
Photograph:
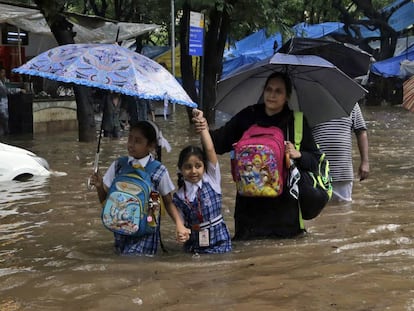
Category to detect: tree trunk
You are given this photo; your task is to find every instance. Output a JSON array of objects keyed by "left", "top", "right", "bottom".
[
  {"left": 179, "top": 2, "right": 232, "bottom": 125},
  {"left": 201, "top": 4, "right": 232, "bottom": 125},
  {"left": 34, "top": 1, "right": 96, "bottom": 142}
]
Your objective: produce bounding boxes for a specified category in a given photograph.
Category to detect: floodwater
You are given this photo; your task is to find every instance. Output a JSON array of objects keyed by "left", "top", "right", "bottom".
[{"left": 1, "top": 105, "right": 414, "bottom": 311}]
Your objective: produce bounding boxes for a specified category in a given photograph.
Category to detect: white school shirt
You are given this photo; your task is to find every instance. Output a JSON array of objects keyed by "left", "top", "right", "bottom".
[
  {"left": 103, "top": 154, "right": 175, "bottom": 196},
  {"left": 175, "top": 161, "right": 221, "bottom": 201}
]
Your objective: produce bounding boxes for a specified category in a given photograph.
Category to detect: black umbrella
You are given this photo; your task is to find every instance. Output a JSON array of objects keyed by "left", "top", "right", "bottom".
[{"left": 279, "top": 37, "right": 373, "bottom": 78}]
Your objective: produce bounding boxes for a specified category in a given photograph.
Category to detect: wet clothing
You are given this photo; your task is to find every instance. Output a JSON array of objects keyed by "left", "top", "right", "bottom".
[
  {"left": 312, "top": 104, "right": 367, "bottom": 201},
  {"left": 103, "top": 154, "right": 175, "bottom": 255},
  {"left": 0, "top": 78, "right": 21, "bottom": 135},
  {"left": 126, "top": 97, "right": 155, "bottom": 124},
  {"left": 102, "top": 94, "right": 121, "bottom": 138},
  {"left": 173, "top": 161, "right": 232, "bottom": 253},
  {"left": 210, "top": 104, "right": 320, "bottom": 240},
  {"left": 312, "top": 104, "right": 367, "bottom": 182}
]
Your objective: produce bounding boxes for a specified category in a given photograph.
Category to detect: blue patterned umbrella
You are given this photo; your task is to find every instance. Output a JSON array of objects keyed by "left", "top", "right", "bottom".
[{"left": 13, "top": 43, "right": 197, "bottom": 108}]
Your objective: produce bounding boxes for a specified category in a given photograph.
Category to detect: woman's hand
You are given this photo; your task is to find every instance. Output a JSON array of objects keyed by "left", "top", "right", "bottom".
[
  {"left": 285, "top": 141, "right": 301, "bottom": 159},
  {"left": 192, "top": 108, "right": 208, "bottom": 133}
]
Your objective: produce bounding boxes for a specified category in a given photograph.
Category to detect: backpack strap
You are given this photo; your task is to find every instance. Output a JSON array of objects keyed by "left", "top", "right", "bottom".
[
  {"left": 115, "top": 156, "right": 129, "bottom": 176},
  {"left": 144, "top": 159, "right": 162, "bottom": 176},
  {"left": 144, "top": 159, "right": 168, "bottom": 253},
  {"left": 293, "top": 111, "right": 303, "bottom": 151},
  {"left": 292, "top": 111, "right": 305, "bottom": 230}
]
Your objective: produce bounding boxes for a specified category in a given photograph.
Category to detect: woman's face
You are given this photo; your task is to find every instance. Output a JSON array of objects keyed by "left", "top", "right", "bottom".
[{"left": 263, "top": 77, "right": 288, "bottom": 116}]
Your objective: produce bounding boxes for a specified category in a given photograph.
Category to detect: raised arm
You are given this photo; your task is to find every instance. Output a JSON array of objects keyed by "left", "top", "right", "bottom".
[{"left": 192, "top": 109, "right": 217, "bottom": 165}]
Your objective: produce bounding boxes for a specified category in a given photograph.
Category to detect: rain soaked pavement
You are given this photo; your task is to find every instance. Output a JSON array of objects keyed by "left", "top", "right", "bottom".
[{"left": 1, "top": 104, "right": 414, "bottom": 311}]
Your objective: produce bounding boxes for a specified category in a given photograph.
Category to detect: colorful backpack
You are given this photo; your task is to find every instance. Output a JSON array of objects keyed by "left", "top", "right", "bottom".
[
  {"left": 293, "top": 111, "right": 333, "bottom": 220},
  {"left": 231, "top": 124, "right": 286, "bottom": 197},
  {"left": 101, "top": 157, "right": 162, "bottom": 237}
]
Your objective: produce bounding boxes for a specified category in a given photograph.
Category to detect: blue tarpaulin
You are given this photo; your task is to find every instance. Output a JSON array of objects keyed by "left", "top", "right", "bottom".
[
  {"left": 222, "top": 0, "right": 413, "bottom": 78},
  {"left": 333, "top": 0, "right": 414, "bottom": 39},
  {"left": 222, "top": 30, "right": 282, "bottom": 78},
  {"left": 371, "top": 48, "right": 414, "bottom": 77},
  {"left": 292, "top": 22, "right": 344, "bottom": 38}
]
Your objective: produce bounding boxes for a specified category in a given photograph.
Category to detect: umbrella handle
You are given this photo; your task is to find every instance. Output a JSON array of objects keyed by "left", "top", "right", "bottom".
[{"left": 285, "top": 152, "right": 291, "bottom": 169}]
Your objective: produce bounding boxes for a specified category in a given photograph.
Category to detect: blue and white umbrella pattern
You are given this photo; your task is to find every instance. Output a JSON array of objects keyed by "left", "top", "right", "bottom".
[{"left": 13, "top": 43, "right": 197, "bottom": 108}]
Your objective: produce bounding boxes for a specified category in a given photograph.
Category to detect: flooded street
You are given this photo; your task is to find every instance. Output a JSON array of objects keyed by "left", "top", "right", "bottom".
[{"left": 1, "top": 104, "right": 414, "bottom": 311}]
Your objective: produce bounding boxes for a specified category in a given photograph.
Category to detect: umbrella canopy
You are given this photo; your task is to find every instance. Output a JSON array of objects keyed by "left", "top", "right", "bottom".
[
  {"left": 279, "top": 37, "right": 373, "bottom": 78},
  {"left": 13, "top": 43, "right": 196, "bottom": 108},
  {"left": 215, "top": 53, "right": 367, "bottom": 127}
]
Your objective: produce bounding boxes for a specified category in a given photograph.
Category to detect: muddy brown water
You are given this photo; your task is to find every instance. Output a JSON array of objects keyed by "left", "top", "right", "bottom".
[{"left": 1, "top": 105, "right": 414, "bottom": 311}]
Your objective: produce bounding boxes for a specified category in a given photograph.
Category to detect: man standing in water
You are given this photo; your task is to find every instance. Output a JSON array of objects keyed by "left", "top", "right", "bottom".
[
  {"left": 312, "top": 103, "right": 369, "bottom": 202},
  {"left": 0, "top": 66, "right": 26, "bottom": 136}
]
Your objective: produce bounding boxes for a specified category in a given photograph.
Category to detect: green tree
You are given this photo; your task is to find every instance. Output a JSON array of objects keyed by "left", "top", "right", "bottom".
[
  {"left": 177, "top": 0, "right": 297, "bottom": 124},
  {"left": 332, "top": 0, "right": 406, "bottom": 60}
]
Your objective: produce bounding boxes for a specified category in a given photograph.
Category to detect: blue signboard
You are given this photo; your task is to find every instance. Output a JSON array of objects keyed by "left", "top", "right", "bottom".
[{"left": 189, "top": 12, "right": 204, "bottom": 56}]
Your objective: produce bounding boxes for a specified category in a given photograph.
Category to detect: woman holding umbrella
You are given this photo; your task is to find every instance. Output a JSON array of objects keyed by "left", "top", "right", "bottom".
[{"left": 194, "top": 72, "right": 321, "bottom": 240}]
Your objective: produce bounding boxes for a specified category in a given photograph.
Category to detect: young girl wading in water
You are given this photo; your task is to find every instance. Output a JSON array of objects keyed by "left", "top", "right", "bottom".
[{"left": 172, "top": 109, "right": 232, "bottom": 254}]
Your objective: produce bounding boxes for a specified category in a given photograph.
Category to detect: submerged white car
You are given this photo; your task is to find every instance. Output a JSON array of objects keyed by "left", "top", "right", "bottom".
[{"left": 0, "top": 142, "right": 50, "bottom": 182}]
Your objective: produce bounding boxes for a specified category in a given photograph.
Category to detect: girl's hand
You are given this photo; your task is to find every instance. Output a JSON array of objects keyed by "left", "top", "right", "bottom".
[
  {"left": 89, "top": 171, "right": 103, "bottom": 188},
  {"left": 192, "top": 108, "right": 203, "bottom": 118},
  {"left": 176, "top": 224, "right": 191, "bottom": 244},
  {"left": 192, "top": 109, "right": 208, "bottom": 133}
]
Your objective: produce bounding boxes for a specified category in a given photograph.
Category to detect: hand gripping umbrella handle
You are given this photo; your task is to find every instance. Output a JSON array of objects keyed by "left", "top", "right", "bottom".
[
  {"left": 87, "top": 152, "right": 100, "bottom": 190},
  {"left": 87, "top": 118, "right": 104, "bottom": 190},
  {"left": 285, "top": 152, "right": 291, "bottom": 169}
]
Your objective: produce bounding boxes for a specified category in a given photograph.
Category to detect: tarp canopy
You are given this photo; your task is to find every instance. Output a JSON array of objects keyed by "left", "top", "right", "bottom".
[
  {"left": 332, "top": 0, "right": 414, "bottom": 39},
  {"left": 292, "top": 22, "right": 344, "bottom": 38},
  {"left": 222, "top": 29, "right": 282, "bottom": 78},
  {"left": 0, "top": 3, "right": 159, "bottom": 44},
  {"left": 371, "top": 48, "right": 414, "bottom": 78}
]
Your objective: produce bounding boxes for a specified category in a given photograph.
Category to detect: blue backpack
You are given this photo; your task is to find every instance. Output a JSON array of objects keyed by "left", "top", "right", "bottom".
[{"left": 101, "top": 157, "right": 162, "bottom": 237}]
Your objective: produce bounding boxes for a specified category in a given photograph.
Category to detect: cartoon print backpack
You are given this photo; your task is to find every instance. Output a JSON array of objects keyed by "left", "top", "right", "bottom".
[
  {"left": 231, "top": 124, "right": 286, "bottom": 197},
  {"left": 101, "top": 157, "right": 162, "bottom": 237}
]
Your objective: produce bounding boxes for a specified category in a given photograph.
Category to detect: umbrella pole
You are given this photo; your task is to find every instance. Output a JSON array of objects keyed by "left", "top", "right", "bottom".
[
  {"left": 93, "top": 121, "right": 104, "bottom": 173},
  {"left": 87, "top": 102, "right": 105, "bottom": 190}
]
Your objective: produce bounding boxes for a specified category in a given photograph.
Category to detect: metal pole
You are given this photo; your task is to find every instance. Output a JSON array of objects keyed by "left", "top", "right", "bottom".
[
  {"left": 17, "top": 27, "right": 22, "bottom": 66},
  {"left": 199, "top": 14, "right": 205, "bottom": 110},
  {"left": 171, "top": 0, "right": 176, "bottom": 113}
]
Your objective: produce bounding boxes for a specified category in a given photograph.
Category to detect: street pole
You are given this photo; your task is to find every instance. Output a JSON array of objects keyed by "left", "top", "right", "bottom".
[{"left": 171, "top": 0, "right": 176, "bottom": 113}]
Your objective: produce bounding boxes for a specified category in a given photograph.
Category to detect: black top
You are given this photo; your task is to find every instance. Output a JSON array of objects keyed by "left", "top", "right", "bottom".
[{"left": 210, "top": 103, "right": 321, "bottom": 239}]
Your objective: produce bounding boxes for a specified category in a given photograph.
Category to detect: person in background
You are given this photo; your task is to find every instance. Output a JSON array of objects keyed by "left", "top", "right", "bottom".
[
  {"left": 120, "top": 96, "right": 156, "bottom": 130},
  {"left": 0, "top": 67, "right": 25, "bottom": 136},
  {"left": 311, "top": 103, "right": 369, "bottom": 202},
  {"left": 194, "top": 72, "right": 321, "bottom": 240},
  {"left": 172, "top": 109, "right": 232, "bottom": 254},
  {"left": 102, "top": 92, "right": 122, "bottom": 138},
  {"left": 89, "top": 121, "right": 190, "bottom": 255}
]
